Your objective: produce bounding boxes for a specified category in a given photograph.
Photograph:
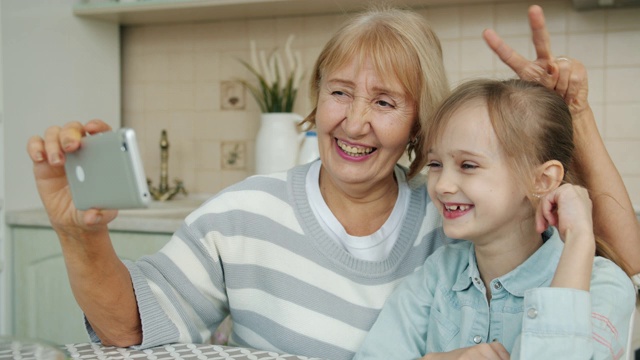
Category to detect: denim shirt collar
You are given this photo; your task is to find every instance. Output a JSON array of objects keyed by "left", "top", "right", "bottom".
[{"left": 452, "top": 227, "right": 563, "bottom": 297}]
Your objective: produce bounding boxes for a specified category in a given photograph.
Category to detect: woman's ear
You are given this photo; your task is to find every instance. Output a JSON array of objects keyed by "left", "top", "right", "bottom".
[{"left": 533, "top": 160, "right": 564, "bottom": 195}]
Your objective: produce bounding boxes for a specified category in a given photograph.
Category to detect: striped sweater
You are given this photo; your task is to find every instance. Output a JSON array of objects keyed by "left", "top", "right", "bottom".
[{"left": 111, "top": 162, "right": 445, "bottom": 359}]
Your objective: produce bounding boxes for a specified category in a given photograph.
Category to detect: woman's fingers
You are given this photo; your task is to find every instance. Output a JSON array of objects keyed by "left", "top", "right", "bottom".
[
  {"left": 482, "top": 29, "right": 530, "bottom": 76},
  {"left": 528, "top": 5, "right": 553, "bottom": 63},
  {"left": 554, "top": 57, "right": 572, "bottom": 99}
]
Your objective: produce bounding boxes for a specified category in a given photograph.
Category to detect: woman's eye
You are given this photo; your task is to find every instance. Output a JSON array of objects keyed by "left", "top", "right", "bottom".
[
  {"left": 375, "top": 99, "right": 394, "bottom": 108},
  {"left": 461, "top": 163, "right": 478, "bottom": 170},
  {"left": 331, "top": 90, "right": 347, "bottom": 97}
]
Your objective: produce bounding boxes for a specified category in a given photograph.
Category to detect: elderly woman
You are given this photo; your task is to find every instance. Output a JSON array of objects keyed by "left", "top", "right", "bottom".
[{"left": 27, "top": 5, "right": 639, "bottom": 360}]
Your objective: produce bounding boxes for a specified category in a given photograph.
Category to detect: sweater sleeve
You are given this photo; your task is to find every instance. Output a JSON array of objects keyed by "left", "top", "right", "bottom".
[{"left": 513, "top": 258, "right": 635, "bottom": 360}]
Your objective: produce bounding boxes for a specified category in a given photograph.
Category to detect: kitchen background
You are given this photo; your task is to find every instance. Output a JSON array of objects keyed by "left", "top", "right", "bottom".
[
  {"left": 0, "top": 0, "right": 639, "bottom": 346},
  {"left": 119, "top": 0, "right": 640, "bottom": 204}
]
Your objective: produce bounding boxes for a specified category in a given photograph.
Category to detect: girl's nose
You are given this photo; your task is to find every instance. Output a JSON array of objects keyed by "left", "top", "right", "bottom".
[{"left": 433, "top": 168, "right": 458, "bottom": 195}]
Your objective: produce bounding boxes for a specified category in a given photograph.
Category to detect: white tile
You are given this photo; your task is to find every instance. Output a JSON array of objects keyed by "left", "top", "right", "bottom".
[
  {"left": 167, "top": 83, "right": 195, "bottom": 111},
  {"left": 605, "top": 67, "right": 640, "bottom": 103},
  {"left": 122, "top": 83, "right": 146, "bottom": 112},
  {"left": 605, "top": 139, "right": 640, "bottom": 174},
  {"left": 461, "top": 4, "right": 494, "bottom": 38},
  {"left": 460, "top": 38, "right": 493, "bottom": 72},
  {"left": 536, "top": 1, "right": 569, "bottom": 34},
  {"left": 194, "top": 50, "right": 221, "bottom": 83},
  {"left": 495, "top": 2, "right": 530, "bottom": 37},
  {"left": 426, "top": 6, "right": 461, "bottom": 40},
  {"left": 606, "top": 31, "right": 640, "bottom": 67},
  {"left": 607, "top": 7, "right": 640, "bottom": 31},
  {"left": 588, "top": 68, "right": 605, "bottom": 105},
  {"left": 144, "top": 83, "right": 172, "bottom": 111},
  {"left": 568, "top": 7, "right": 606, "bottom": 33},
  {"left": 549, "top": 34, "right": 568, "bottom": 58},
  {"left": 195, "top": 82, "right": 220, "bottom": 111},
  {"left": 196, "top": 140, "right": 220, "bottom": 171},
  {"left": 140, "top": 53, "right": 170, "bottom": 83},
  {"left": 168, "top": 52, "right": 195, "bottom": 82},
  {"left": 301, "top": 13, "right": 342, "bottom": 46},
  {"left": 605, "top": 104, "right": 640, "bottom": 139},
  {"left": 193, "top": 20, "right": 248, "bottom": 52},
  {"left": 195, "top": 169, "right": 224, "bottom": 194},
  {"left": 568, "top": 33, "right": 605, "bottom": 67},
  {"left": 247, "top": 18, "right": 278, "bottom": 50},
  {"left": 440, "top": 40, "right": 460, "bottom": 75}
]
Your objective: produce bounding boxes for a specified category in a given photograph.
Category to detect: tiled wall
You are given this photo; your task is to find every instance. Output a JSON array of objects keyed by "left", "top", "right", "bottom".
[{"left": 121, "top": 0, "right": 640, "bottom": 204}]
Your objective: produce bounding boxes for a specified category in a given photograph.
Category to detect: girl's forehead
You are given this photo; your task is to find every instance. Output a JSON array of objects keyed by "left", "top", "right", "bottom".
[{"left": 440, "top": 102, "right": 502, "bottom": 154}]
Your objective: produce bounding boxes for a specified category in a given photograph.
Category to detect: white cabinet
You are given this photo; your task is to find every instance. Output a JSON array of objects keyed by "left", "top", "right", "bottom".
[{"left": 9, "top": 225, "right": 171, "bottom": 345}]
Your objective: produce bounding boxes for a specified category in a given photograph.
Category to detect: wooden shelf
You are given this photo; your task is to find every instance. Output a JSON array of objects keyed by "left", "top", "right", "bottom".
[{"left": 73, "top": 0, "right": 522, "bottom": 25}]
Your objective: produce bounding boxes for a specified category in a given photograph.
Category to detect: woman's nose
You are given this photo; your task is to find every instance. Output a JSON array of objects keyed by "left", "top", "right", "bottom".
[{"left": 343, "top": 97, "right": 371, "bottom": 138}]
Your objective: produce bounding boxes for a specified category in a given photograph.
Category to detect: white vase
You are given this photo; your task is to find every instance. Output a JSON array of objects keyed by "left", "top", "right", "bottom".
[{"left": 254, "top": 112, "right": 304, "bottom": 175}]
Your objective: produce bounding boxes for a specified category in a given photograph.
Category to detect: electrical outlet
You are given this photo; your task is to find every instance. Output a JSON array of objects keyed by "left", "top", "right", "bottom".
[
  {"left": 221, "top": 141, "right": 246, "bottom": 170},
  {"left": 220, "top": 81, "right": 246, "bottom": 110}
]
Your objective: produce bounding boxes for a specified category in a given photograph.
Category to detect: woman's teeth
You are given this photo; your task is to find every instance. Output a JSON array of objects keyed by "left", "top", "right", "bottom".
[
  {"left": 445, "top": 205, "right": 471, "bottom": 211},
  {"left": 337, "top": 139, "right": 374, "bottom": 157}
]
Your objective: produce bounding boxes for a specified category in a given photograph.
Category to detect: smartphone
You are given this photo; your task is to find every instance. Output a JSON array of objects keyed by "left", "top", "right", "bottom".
[{"left": 64, "top": 128, "right": 151, "bottom": 210}]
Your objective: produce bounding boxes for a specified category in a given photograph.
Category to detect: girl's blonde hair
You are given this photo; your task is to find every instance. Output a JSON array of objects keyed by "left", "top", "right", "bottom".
[
  {"left": 422, "top": 78, "right": 632, "bottom": 276},
  {"left": 301, "top": 6, "right": 449, "bottom": 178}
]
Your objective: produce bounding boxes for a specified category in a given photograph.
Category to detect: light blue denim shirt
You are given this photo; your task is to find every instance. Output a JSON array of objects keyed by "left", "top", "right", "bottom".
[{"left": 355, "top": 228, "right": 636, "bottom": 360}]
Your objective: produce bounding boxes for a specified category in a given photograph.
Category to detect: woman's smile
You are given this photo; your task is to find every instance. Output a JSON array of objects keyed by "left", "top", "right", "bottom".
[{"left": 335, "top": 138, "right": 376, "bottom": 159}]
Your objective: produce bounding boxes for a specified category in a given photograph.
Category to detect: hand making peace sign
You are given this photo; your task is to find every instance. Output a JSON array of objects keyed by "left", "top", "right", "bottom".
[{"left": 483, "top": 5, "right": 590, "bottom": 116}]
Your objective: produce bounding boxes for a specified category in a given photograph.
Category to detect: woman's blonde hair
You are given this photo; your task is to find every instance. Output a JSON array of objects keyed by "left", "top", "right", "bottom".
[
  {"left": 423, "top": 78, "right": 633, "bottom": 276},
  {"left": 301, "top": 6, "right": 449, "bottom": 178}
]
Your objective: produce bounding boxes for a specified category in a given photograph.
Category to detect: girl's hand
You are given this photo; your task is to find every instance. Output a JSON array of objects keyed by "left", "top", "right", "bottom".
[
  {"left": 483, "top": 5, "right": 589, "bottom": 117},
  {"left": 422, "top": 343, "right": 510, "bottom": 360},
  {"left": 27, "top": 119, "right": 118, "bottom": 236},
  {"left": 535, "top": 184, "right": 594, "bottom": 245}
]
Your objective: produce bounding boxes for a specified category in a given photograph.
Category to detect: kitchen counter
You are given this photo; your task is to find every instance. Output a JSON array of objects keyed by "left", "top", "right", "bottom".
[{"left": 5, "top": 196, "right": 209, "bottom": 234}]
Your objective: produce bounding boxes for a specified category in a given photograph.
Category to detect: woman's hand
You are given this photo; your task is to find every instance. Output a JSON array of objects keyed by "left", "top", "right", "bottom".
[
  {"left": 27, "top": 119, "right": 118, "bottom": 236},
  {"left": 482, "top": 5, "right": 589, "bottom": 117},
  {"left": 422, "top": 343, "right": 510, "bottom": 360}
]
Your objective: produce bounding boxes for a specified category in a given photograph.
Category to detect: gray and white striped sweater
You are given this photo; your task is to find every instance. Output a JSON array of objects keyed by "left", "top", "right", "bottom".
[{"left": 99, "top": 162, "right": 446, "bottom": 359}]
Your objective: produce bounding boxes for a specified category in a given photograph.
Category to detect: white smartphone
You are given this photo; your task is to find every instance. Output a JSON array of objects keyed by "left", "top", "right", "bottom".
[{"left": 64, "top": 128, "right": 151, "bottom": 210}]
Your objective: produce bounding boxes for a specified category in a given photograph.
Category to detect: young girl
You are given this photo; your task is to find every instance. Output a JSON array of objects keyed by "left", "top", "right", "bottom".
[{"left": 355, "top": 79, "right": 636, "bottom": 360}]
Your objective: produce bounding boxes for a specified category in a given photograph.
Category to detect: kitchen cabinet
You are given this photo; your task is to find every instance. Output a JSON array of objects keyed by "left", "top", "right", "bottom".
[
  {"left": 6, "top": 208, "right": 183, "bottom": 345},
  {"left": 73, "top": 0, "right": 526, "bottom": 25}
]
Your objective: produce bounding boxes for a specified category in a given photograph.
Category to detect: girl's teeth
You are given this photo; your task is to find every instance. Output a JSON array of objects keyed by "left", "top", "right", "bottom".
[{"left": 446, "top": 205, "right": 469, "bottom": 211}]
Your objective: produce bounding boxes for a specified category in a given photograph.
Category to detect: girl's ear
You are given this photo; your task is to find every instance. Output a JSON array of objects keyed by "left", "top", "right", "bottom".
[{"left": 533, "top": 160, "right": 564, "bottom": 195}]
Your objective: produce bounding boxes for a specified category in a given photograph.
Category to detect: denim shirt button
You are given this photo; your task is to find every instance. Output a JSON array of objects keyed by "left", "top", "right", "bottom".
[
  {"left": 473, "top": 335, "right": 483, "bottom": 344},
  {"left": 527, "top": 308, "right": 538, "bottom": 319},
  {"left": 493, "top": 281, "right": 502, "bottom": 290}
]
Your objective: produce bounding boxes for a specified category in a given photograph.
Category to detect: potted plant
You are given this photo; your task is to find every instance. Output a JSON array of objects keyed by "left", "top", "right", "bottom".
[{"left": 238, "top": 35, "right": 306, "bottom": 174}]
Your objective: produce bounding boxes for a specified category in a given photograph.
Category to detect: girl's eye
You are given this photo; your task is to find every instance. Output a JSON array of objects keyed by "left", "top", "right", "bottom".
[
  {"left": 461, "top": 162, "right": 478, "bottom": 170},
  {"left": 426, "top": 161, "right": 442, "bottom": 169}
]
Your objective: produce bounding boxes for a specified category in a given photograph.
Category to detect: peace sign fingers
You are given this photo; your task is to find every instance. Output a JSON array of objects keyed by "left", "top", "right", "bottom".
[{"left": 482, "top": 5, "right": 558, "bottom": 89}]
